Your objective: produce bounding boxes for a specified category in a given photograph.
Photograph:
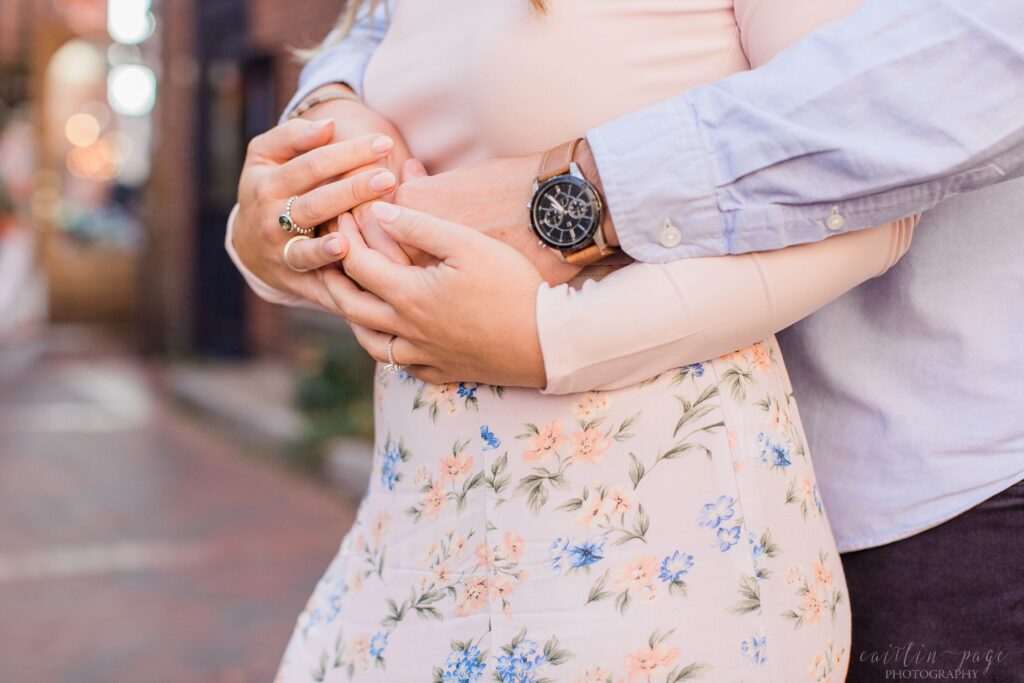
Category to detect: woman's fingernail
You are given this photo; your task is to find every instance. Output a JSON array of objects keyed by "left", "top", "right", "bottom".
[
  {"left": 310, "top": 118, "right": 333, "bottom": 132},
  {"left": 371, "top": 135, "right": 394, "bottom": 153},
  {"left": 372, "top": 202, "right": 401, "bottom": 222},
  {"left": 369, "top": 170, "right": 396, "bottom": 192},
  {"left": 324, "top": 236, "right": 345, "bottom": 257}
]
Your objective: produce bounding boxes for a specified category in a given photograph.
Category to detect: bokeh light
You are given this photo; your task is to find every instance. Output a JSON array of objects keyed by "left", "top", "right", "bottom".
[
  {"left": 65, "top": 113, "right": 101, "bottom": 147},
  {"left": 107, "top": 64, "right": 156, "bottom": 116},
  {"left": 108, "top": 0, "right": 155, "bottom": 45}
]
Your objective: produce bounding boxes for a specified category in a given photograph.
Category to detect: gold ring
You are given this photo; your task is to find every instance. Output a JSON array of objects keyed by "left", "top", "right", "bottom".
[{"left": 283, "top": 235, "right": 312, "bottom": 272}]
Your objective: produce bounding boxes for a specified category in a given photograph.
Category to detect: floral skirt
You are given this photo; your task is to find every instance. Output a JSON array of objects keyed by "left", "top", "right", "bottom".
[{"left": 274, "top": 337, "right": 851, "bottom": 683}]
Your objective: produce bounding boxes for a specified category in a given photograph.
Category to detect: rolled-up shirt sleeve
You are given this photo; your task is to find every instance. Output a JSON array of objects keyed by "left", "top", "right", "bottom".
[
  {"left": 587, "top": 0, "right": 1024, "bottom": 263},
  {"left": 279, "top": 0, "right": 392, "bottom": 123}
]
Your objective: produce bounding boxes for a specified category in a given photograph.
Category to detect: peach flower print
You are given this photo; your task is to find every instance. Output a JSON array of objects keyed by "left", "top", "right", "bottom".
[
  {"left": 751, "top": 342, "right": 772, "bottom": 371},
  {"left": 576, "top": 494, "right": 608, "bottom": 527},
  {"left": 615, "top": 555, "right": 659, "bottom": 597},
  {"left": 625, "top": 643, "right": 680, "bottom": 680},
  {"left": 802, "top": 590, "right": 824, "bottom": 626},
  {"left": 344, "top": 634, "right": 371, "bottom": 671},
  {"left": 440, "top": 450, "right": 474, "bottom": 482},
  {"left": 606, "top": 486, "right": 633, "bottom": 516},
  {"left": 812, "top": 559, "right": 834, "bottom": 588},
  {"left": 574, "top": 391, "right": 609, "bottom": 420},
  {"left": 422, "top": 480, "right": 448, "bottom": 520},
  {"left": 450, "top": 533, "right": 468, "bottom": 558},
  {"left": 574, "top": 665, "right": 610, "bottom": 683},
  {"left": 371, "top": 512, "right": 391, "bottom": 545},
  {"left": 489, "top": 573, "right": 515, "bottom": 602},
  {"left": 570, "top": 427, "right": 613, "bottom": 465},
  {"left": 502, "top": 532, "right": 524, "bottom": 561},
  {"left": 456, "top": 575, "right": 489, "bottom": 616},
  {"left": 523, "top": 421, "right": 567, "bottom": 463},
  {"left": 434, "top": 562, "right": 452, "bottom": 586},
  {"left": 474, "top": 542, "right": 495, "bottom": 570},
  {"left": 786, "top": 565, "right": 806, "bottom": 589}
]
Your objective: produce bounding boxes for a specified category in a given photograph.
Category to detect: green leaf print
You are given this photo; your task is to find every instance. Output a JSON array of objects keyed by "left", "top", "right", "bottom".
[
  {"left": 729, "top": 575, "right": 762, "bottom": 615},
  {"left": 667, "top": 662, "right": 711, "bottom": 682},
  {"left": 720, "top": 366, "right": 754, "bottom": 401},
  {"left": 673, "top": 384, "right": 720, "bottom": 437}
]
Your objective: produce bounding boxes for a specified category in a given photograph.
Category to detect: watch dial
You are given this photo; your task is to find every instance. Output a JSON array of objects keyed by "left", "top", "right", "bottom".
[{"left": 531, "top": 176, "right": 602, "bottom": 249}]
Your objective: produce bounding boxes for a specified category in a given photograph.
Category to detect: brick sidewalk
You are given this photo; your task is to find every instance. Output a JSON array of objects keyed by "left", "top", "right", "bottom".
[{"left": 0, "top": 347, "right": 356, "bottom": 682}]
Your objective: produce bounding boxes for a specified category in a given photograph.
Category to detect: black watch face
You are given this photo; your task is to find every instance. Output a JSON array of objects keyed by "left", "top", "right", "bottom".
[{"left": 530, "top": 175, "right": 603, "bottom": 249}]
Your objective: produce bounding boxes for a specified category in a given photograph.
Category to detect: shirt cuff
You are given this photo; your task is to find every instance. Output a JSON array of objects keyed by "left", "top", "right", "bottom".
[
  {"left": 535, "top": 282, "right": 576, "bottom": 395},
  {"left": 278, "top": 41, "right": 378, "bottom": 124},
  {"left": 585, "top": 96, "right": 726, "bottom": 264},
  {"left": 224, "top": 203, "right": 317, "bottom": 309}
]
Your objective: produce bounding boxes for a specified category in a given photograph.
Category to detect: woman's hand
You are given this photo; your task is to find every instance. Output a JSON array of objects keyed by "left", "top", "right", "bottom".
[{"left": 320, "top": 204, "right": 548, "bottom": 388}]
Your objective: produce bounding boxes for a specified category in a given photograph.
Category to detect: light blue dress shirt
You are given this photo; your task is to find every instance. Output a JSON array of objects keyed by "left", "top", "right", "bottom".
[{"left": 283, "top": 0, "right": 1024, "bottom": 551}]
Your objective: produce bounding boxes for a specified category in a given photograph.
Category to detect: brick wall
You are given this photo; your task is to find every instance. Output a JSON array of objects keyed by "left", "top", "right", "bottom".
[{"left": 143, "top": 0, "right": 198, "bottom": 353}]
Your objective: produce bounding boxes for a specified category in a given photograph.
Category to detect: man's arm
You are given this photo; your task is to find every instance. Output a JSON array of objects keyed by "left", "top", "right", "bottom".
[{"left": 586, "top": 0, "right": 1024, "bottom": 263}]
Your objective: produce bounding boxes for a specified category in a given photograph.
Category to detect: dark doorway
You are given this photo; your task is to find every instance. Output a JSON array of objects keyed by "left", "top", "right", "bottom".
[{"left": 193, "top": 0, "right": 250, "bottom": 356}]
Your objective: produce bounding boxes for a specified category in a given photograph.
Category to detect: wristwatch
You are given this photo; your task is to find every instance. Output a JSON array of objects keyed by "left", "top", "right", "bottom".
[{"left": 528, "top": 138, "right": 619, "bottom": 266}]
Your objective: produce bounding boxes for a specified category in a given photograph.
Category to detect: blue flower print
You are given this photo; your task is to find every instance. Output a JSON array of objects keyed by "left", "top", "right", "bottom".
[
  {"left": 496, "top": 639, "right": 547, "bottom": 683},
  {"left": 568, "top": 538, "right": 605, "bottom": 570},
  {"left": 717, "top": 525, "right": 741, "bottom": 552},
  {"left": 659, "top": 550, "right": 695, "bottom": 583},
  {"left": 324, "top": 590, "right": 344, "bottom": 622},
  {"left": 458, "top": 382, "right": 478, "bottom": 399},
  {"left": 549, "top": 537, "right": 605, "bottom": 573},
  {"left": 769, "top": 442, "right": 791, "bottom": 468},
  {"left": 548, "top": 537, "right": 570, "bottom": 572},
  {"left": 480, "top": 425, "right": 501, "bottom": 451},
  {"left": 380, "top": 441, "right": 402, "bottom": 491},
  {"left": 756, "top": 432, "right": 791, "bottom": 469},
  {"left": 369, "top": 630, "right": 389, "bottom": 659},
  {"left": 748, "top": 532, "right": 765, "bottom": 563},
  {"left": 697, "top": 495, "right": 736, "bottom": 529},
  {"left": 740, "top": 634, "right": 768, "bottom": 667},
  {"left": 685, "top": 362, "right": 705, "bottom": 377},
  {"left": 443, "top": 643, "right": 487, "bottom": 683},
  {"left": 812, "top": 483, "right": 824, "bottom": 515}
]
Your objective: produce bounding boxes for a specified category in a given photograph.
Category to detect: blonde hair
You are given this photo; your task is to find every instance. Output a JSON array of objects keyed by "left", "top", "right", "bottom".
[{"left": 305, "top": 0, "right": 547, "bottom": 57}]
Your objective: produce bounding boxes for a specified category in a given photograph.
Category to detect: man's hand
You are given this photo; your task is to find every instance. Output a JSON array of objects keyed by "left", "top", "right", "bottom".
[
  {"left": 375, "top": 139, "right": 620, "bottom": 285},
  {"left": 368, "top": 154, "right": 582, "bottom": 284}
]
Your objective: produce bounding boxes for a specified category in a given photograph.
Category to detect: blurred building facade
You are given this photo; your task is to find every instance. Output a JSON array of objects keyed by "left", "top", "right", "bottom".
[
  {"left": 0, "top": 0, "right": 348, "bottom": 359},
  {"left": 148, "top": 0, "right": 346, "bottom": 358}
]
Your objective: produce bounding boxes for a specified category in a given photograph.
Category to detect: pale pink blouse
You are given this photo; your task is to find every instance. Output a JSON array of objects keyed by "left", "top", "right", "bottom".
[{"left": 226, "top": 0, "right": 916, "bottom": 394}]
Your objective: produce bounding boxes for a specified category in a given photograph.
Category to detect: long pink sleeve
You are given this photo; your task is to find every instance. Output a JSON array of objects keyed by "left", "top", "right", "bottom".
[{"left": 537, "top": 216, "right": 916, "bottom": 395}]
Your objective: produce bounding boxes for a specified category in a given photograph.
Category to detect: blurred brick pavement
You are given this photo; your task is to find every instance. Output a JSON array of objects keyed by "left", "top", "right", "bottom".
[{"left": 0, "top": 337, "right": 357, "bottom": 683}]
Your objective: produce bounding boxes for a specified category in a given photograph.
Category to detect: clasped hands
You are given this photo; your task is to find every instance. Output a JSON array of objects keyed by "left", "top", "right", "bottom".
[{"left": 234, "top": 98, "right": 582, "bottom": 389}]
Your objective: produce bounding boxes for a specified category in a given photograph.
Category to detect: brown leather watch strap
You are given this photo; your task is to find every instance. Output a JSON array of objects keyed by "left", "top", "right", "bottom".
[{"left": 537, "top": 138, "right": 582, "bottom": 182}]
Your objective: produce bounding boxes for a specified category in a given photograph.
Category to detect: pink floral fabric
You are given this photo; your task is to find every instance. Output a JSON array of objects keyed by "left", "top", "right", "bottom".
[{"left": 275, "top": 337, "right": 851, "bottom": 682}]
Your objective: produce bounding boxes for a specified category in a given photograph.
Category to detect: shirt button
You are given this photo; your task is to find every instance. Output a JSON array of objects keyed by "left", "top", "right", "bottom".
[
  {"left": 826, "top": 208, "right": 845, "bottom": 231},
  {"left": 660, "top": 219, "right": 682, "bottom": 247}
]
